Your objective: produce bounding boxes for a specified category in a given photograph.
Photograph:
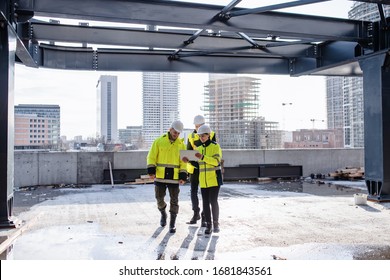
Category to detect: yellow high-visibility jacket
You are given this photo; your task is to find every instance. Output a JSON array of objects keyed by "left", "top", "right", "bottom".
[
  {"left": 197, "top": 139, "right": 223, "bottom": 188},
  {"left": 147, "top": 132, "right": 187, "bottom": 184},
  {"left": 187, "top": 130, "right": 216, "bottom": 174}
]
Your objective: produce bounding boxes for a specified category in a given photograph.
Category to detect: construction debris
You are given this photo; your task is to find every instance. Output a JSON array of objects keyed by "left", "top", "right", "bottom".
[
  {"left": 124, "top": 175, "right": 154, "bottom": 185},
  {"left": 257, "top": 177, "right": 273, "bottom": 182},
  {"left": 328, "top": 167, "right": 364, "bottom": 180}
]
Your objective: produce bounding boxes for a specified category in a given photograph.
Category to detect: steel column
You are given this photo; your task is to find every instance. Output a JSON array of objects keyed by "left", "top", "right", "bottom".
[
  {"left": 0, "top": 19, "right": 16, "bottom": 227},
  {"left": 359, "top": 51, "right": 390, "bottom": 202}
]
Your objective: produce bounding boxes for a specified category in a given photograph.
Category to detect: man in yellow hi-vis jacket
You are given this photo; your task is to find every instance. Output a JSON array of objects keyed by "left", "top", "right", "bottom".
[
  {"left": 147, "top": 120, "right": 187, "bottom": 233},
  {"left": 186, "top": 115, "right": 216, "bottom": 226}
]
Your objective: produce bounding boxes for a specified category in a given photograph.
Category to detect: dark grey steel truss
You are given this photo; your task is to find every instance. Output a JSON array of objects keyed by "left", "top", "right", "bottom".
[{"left": 8, "top": 0, "right": 388, "bottom": 76}]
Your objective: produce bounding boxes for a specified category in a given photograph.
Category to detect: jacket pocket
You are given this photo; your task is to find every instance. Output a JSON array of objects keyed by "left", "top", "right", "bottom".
[{"left": 164, "top": 167, "right": 174, "bottom": 180}]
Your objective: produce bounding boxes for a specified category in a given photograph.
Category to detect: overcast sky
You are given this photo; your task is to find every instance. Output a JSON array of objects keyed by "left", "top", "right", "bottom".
[{"left": 14, "top": 1, "right": 353, "bottom": 139}]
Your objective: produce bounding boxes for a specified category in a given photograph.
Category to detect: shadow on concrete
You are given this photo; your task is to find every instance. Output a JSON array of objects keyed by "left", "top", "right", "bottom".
[
  {"left": 171, "top": 226, "right": 198, "bottom": 259},
  {"left": 150, "top": 227, "right": 164, "bottom": 239},
  {"left": 255, "top": 181, "right": 364, "bottom": 197},
  {"left": 191, "top": 228, "right": 213, "bottom": 260},
  {"left": 156, "top": 232, "right": 174, "bottom": 260},
  {"left": 356, "top": 204, "right": 382, "bottom": 213},
  {"left": 205, "top": 235, "right": 219, "bottom": 260}
]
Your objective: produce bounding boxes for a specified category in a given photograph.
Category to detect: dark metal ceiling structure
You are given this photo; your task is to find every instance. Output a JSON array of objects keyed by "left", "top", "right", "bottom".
[{"left": 6, "top": 0, "right": 390, "bottom": 76}]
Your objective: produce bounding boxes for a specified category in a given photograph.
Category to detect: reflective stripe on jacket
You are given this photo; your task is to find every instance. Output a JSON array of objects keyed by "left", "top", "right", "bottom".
[
  {"left": 197, "top": 140, "right": 223, "bottom": 188},
  {"left": 147, "top": 132, "right": 187, "bottom": 184},
  {"left": 187, "top": 130, "right": 216, "bottom": 174}
]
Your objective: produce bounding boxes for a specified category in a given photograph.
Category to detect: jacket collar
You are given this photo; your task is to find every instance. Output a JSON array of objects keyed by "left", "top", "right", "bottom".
[{"left": 202, "top": 139, "right": 212, "bottom": 147}]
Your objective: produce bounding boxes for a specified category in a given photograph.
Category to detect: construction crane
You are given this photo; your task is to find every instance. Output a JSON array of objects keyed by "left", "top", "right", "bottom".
[{"left": 310, "top": 119, "right": 325, "bottom": 129}]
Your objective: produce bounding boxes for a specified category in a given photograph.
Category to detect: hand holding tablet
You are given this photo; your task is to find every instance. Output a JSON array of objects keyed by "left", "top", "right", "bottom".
[{"left": 180, "top": 150, "right": 199, "bottom": 161}]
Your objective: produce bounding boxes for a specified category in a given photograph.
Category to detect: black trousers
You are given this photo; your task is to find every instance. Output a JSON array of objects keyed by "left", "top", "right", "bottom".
[
  {"left": 201, "top": 186, "right": 220, "bottom": 224},
  {"left": 190, "top": 168, "right": 200, "bottom": 212}
]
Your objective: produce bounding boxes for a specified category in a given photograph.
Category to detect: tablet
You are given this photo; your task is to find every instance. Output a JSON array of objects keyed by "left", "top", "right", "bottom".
[{"left": 180, "top": 150, "right": 199, "bottom": 161}]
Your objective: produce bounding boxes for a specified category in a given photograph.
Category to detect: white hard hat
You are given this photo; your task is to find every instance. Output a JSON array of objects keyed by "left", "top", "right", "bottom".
[
  {"left": 193, "top": 115, "right": 205, "bottom": 125},
  {"left": 171, "top": 120, "right": 184, "bottom": 133},
  {"left": 197, "top": 124, "right": 211, "bottom": 135}
]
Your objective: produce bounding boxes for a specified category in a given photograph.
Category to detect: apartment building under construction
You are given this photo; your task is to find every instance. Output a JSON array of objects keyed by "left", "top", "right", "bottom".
[{"left": 203, "top": 75, "right": 281, "bottom": 149}]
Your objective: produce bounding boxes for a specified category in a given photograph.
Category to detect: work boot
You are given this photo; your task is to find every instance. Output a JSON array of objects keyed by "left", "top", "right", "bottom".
[
  {"left": 200, "top": 213, "right": 206, "bottom": 227},
  {"left": 188, "top": 211, "right": 200, "bottom": 224},
  {"left": 205, "top": 222, "right": 212, "bottom": 234},
  {"left": 213, "top": 221, "right": 220, "bottom": 233},
  {"left": 160, "top": 208, "right": 167, "bottom": 227},
  {"left": 169, "top": 213, "right": 177, "bottom": 233}
]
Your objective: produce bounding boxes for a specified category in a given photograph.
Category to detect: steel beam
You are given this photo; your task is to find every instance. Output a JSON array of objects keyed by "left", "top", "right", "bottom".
[
  {"left": 28, "top": 41, "right": 360, "bottom": 76},
  {"left": 227, "top": 0, "right": 331, "bottom": 18},
  {"left": 359, "top": 50, "right": 390, "bottom": 201},
  {"left": 1, "top": 11, "right": 37, "bottom": 68},
  {"left": 13, "top": 0, "right": 374, "bottom": 75},
  {"left": 36, "top": 45, "right": 290, "bottom": 74},
  {"left": 16, "top": 0, "right": 370, "bottom": 42},
  {"left": 24, "top": 21, "right": 314, "bottom": 56},
  {"left": 34, "top": 44, "right": 363, "bottom": 75},
  {"left": 38, "top": 44, "right": 95, "bottom": 70},
  {"left": 0, "top": 18, "right": 16, "bottom": 228},
  {"left": 290, "top": 41, "right": 363, "bottom": 76}
]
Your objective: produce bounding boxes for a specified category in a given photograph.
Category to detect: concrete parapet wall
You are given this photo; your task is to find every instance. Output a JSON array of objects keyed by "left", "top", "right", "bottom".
[
  {"left": 39, "top": 152, "right": 78, "bottom": 185},
  {"left": 113, "top": 151, "right": 147, "bottom": 169},
  {"left": 77, "top": 152, "right": 114, "bottom": 184},
  {"left": 14, "top": 148, "right": 364, "bottom": 187},
  {"left": 14, "top": 152, "right": 39, "bottom": 187}
]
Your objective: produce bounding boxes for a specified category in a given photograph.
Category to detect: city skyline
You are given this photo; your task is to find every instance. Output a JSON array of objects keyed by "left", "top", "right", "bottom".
[
  {"left": 13, "top": 1, "right": 352, "bottom": 139},
  {"left": 14, "top": 66, "right": 328, "bottom": 139}
]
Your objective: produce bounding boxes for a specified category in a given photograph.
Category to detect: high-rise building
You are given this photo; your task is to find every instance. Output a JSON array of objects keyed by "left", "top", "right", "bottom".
[
  {"left": 326, "top": 2, "right": 390, "bottom": 148},
  {"left": 326, "top": 77, "right": 344, "bottom": 130},
  {"left": 96, "top": 75, "right": 118, "bottom": 143},
  {"left": 203, "top": 74, "right": 280, "bottom": 149},
  {"left": 142, "top": 72, "right": 180, "bottom": 148},
  {"left": 118, "top": 125, "right": 143, "bottom": 149},
  {"left": 14, "top": 104, "right": 60, "bottom": 150}
]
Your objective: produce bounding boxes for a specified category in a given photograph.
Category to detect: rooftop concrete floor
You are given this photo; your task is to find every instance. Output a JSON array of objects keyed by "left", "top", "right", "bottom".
[{"left": 1, "top": 179, "right": 390, "bottom": 260}]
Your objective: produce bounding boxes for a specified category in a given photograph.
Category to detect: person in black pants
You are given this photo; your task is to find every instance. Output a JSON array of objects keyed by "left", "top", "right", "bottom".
[
  {"left": 193, "top": 124, "right": 223, "bottom": 234},
  {"left": 186, "top": 115, "right": 217, "bottom": 226}
]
